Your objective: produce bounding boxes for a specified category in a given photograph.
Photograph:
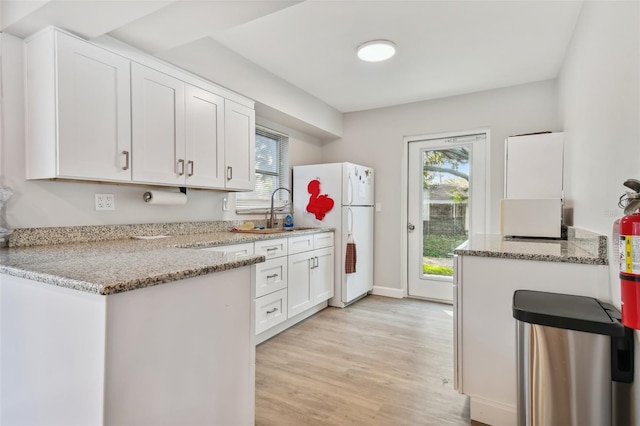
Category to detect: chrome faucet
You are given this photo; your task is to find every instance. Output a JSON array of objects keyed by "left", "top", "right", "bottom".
[{"left": 267, "top": 187, "right": 292, "bottom": 228}]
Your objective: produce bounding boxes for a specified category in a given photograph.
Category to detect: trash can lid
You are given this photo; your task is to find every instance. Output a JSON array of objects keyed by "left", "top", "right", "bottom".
[{"left": 512, "top": 290, "right": 625, "bottom": 337}]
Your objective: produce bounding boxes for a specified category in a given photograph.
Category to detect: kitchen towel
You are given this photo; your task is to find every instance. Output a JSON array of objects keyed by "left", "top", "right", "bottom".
[{"left": 345, "top": 233, "right": 357, "bottom": 274}]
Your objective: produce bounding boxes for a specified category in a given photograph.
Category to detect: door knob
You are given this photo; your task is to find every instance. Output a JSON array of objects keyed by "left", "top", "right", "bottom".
[{"left": 408, "top": 223, "right": 415, "bottom": 231}]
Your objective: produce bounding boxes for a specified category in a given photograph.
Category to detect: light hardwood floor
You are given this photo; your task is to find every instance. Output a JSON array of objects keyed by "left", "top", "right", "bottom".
[{"left": 255, "top": 295, "right": 473, "bottom": 425}]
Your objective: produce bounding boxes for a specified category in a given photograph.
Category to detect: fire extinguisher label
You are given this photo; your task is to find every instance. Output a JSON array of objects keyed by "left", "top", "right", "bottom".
[{"left": 620, "top": 235, "right": 640, "bottom": 274}]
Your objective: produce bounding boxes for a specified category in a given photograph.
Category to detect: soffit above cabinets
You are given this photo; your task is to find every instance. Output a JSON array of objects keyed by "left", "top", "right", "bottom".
[{"left": 2, "top": 0, "right": 583, "bottom": 113}]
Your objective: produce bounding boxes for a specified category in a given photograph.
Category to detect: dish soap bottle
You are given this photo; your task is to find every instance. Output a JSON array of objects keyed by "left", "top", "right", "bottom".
[{"left": 284, "top": 214, "right": 294, "bottom": 229}]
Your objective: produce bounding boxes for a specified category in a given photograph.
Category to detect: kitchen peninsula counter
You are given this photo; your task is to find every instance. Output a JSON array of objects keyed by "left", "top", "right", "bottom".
[
  {"left": 1, "top": 222, "right": 333, "bottom": 425},
  {"left": 454, "top": 227, "right": 607, "bottom": 265},
  {"left": 0, "top": 224, "right": 332, "bottom": 295}
]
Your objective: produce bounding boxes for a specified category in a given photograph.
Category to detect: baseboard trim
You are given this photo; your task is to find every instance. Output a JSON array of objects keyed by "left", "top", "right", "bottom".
[
  {"left": 255, "top": 301, "right": 327, "bottom": 345},
  {"left": 470, "top": 396, "right": 517, "bottom": 426},
  {"left": 371, "top": 286, "right": 404, "bottom": 299}
]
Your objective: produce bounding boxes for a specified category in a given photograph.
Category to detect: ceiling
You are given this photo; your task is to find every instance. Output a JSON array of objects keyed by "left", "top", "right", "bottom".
[{"left": 1, "top": 0, "right": 583, "bottom": 113}]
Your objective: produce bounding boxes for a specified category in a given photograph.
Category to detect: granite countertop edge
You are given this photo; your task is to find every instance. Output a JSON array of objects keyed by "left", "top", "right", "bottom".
[
  {"left": 454, "top": 228, "right": 608, "bottom": 266},
  {"left": 453, "top": 249, "right": 607, "bottom": 265},
  {"left": 0, "top": 226, "right": 333, "bottom": 295}
]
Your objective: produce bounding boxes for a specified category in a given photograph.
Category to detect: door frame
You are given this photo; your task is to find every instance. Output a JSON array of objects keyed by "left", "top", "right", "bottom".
[{"left": 400, "top": 128, "right": 491, "bottom": 297}]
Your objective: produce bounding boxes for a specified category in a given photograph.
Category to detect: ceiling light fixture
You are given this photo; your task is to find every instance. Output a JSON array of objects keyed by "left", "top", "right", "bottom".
[{"left": 357, "top": 40, "right": 396, "bottom": 62}]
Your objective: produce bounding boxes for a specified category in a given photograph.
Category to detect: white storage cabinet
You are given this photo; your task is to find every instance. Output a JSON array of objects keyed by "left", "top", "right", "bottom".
[
  {"left": 224, "top": 100, "right": 256, "bottom": 191},
  {"left": 287, "top": 233, "right": 335, "bottom": 318},
  {"left": 25, "top": 29, "right": 132, "bottom": 182},
  {"left": 204, "top": 232, "right": 334, "bottom": 341},
  {"left": 253, "top": 238, "right": 288, "bottom": 334},
  {"left": 131, "top": 64, "right": 230, "bottom": 189},
  {"left": 25, "top": 27, "right": 255, "bottom": 192}
]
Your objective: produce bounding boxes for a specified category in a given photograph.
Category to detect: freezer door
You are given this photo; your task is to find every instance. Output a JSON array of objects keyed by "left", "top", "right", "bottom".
[
  {"left": 340, "top": 206, "right": 374, "bottom": 303},
  {"left": 342, "top": 163, "right": 374, "bottom": 206}
]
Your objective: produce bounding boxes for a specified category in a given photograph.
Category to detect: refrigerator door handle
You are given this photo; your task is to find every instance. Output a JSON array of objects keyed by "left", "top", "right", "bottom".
[{"left": 347, "top": 175, "right": 354, "bottom": 205}]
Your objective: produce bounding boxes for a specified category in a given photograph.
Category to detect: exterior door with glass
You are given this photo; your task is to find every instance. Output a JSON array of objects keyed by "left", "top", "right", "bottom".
[{"left": 407, "top": 133, "right": 487, "bottom": 302}]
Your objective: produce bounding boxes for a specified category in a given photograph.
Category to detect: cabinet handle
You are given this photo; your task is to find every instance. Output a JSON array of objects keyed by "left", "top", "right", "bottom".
[
  {"left": 177, "top": 159, "right": 185, "bottom": 176},
  {"left": 227, "top": 166, "right": 232, "bottom": 181},
  {"left": 266, "top": 307, "right": 279, "bottom": 314},
  {"left": 266, "top": 274, "right": 278, "bottom": 279},
  {"left": 266, "top": 247, "right": 278, "bottom": 253},
  {"left": 122, "top": 151, "right": 130, "bottom": 171},
  {"left": 315, "top": 256, "right": 319, "bottom": 268},
  {"left": 310, "top": 257, "right": 317, "bottom": 269},
  {"left": 187, "top": 160, "right": 194, "bottom": 177}
]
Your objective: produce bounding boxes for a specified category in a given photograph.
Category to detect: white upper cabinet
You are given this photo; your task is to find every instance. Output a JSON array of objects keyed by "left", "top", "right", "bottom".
[
  {"left": 504, "top": 132, "right": 564, "bottom": 199},
  {"left": 24, "top": 28, "right": 255, "bottom": 192},
  {"left": 26, "top": 29, "right": 132, "bottom": 182},
  {"left": 131, "top": 65, "right": 228, "bottom": 189},
  {"left": 185, "top": 86, "right": 225, "bottom": 188},
  {"left": 131, "top": 63, "right": 185, "bottom": 186},
  {"left": 224, "top": 100, "right": 255, "bottom": 191}
]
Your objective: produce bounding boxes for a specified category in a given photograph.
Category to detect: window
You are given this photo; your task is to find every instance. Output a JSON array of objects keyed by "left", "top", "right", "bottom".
[{"left": 236, "top": 126, "right": 289, "bottom": 212}]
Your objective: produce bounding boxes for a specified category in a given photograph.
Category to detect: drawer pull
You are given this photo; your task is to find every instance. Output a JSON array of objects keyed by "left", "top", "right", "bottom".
[
  {"left": 266, "top": 247, "right": 278, "bottom": 252},
  {"left": 266, "top": 274, "right": 278, "bottom": 279},
  {"left": 266, "top": 307, "right": 279, "bottom": 314}
]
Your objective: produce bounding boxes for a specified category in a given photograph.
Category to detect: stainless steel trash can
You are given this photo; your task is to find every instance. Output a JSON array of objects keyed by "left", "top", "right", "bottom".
[{"left": 513, "top": 290, "right": 633, "bottom": 426}]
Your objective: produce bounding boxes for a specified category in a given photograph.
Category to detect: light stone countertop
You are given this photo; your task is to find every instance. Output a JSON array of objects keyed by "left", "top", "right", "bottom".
[
  {"left": 454, "top": 227, "right": 608, "bottom": 265},
  {"left": 0, "top": 226, "right": 333, "bottom": 295}
]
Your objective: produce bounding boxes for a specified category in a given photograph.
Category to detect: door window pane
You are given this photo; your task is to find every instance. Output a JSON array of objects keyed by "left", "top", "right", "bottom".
[{"left": 421, "top": 148, "right": 469, "bottom": 277}]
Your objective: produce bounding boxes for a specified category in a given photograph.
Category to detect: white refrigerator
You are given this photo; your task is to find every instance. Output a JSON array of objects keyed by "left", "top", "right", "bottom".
[{"left": 293, "top": 162, "right": 374, "bottom": 308}]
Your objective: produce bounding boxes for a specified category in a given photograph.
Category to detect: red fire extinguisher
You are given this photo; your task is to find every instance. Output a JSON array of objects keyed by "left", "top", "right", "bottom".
[{"left": 620, "top": 212, "right": 640, "bottom": 329}]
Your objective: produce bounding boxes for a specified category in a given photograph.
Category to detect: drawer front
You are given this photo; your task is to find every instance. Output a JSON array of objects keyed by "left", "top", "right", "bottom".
[
  {"left": 254, "top": 238, "right": 288, "bottom": 259},
  {"left": 254, "top": 257, "right": 288, "bottom": 298},
  {"left": 288, "top": 234, "right": 314, "bottom": 255},
  {"left": 255, "top": 288, "right": 288, "bottom": 335},
  {"left": 313, "top": 232, "right": 334, "bottom": 249},
  {"left": 201, "top": 242, "right": 255, "bottom": 258}
]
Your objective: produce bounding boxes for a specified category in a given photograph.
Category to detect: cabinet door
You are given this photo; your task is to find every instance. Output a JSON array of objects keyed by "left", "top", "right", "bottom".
[
  {"left": 224, "top": 100, "right": 255, "bottom": 191},
  {"left": 131, "top": 63, "right": 185, "bottom": 186},
  {"left": 287, "top": 252, "right": 313, "bottom": 318},
  {"left": 185, "top": 85, "right": 225, "bottom": 188},
  {"left": 56, "top": 32, "right": 131, "bottom": 181},
  {"left": 311, "top": 247, "right": 334, "bottom": 303},
  {"left": 505, "top": 133, "right": 563, "bottom": 199}
]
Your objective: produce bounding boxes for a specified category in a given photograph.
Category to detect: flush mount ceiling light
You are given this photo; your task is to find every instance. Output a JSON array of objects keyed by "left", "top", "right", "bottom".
[{"left": 357, "top": 40, "right": 396, "bottom": 62}]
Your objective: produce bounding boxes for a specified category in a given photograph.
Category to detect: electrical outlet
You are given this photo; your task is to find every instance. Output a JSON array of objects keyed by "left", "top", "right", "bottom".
[
  {"left": 222, "top": 197, "right": 229, "bottom": 211},
  {"left": 95, "top": 194, "right": 115, "bottom": 211}
]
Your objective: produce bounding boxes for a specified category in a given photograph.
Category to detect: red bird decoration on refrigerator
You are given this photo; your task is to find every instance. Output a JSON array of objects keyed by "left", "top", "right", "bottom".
[{"left": 306, "top": 179, "right": 334, "bottom": 221}]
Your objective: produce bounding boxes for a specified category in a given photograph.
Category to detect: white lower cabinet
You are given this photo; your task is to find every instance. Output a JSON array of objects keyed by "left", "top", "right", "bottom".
[
  {"left": 255, "top": 288, "right": 287, "bottom": 335},
  {"left": 454, "top": 255, "right": 609, "bottom": 426},
  {"left": 209, "top": 233, "right": 334, "bottom": 343},
  {"left": 254, "top": 256, "right": 287, "bottom": 298},
  {"left": 287, "top": 247, "right": 334, "bottom": 317}
]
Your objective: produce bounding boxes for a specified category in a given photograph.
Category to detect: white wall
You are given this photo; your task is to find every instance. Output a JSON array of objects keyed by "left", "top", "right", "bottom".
[
  {"left": 0, "top": 33, "right": 323, "bottom": 229},
  {"left": 323, "top": 80, "right": 560, "bottom": 291},
  {"left": 557, "top": 1, "right": 639, "bottom": 420}
]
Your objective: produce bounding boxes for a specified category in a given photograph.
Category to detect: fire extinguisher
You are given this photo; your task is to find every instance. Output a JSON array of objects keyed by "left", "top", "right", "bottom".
[{"left": 619, "top": 178, "right": 640, "bottom": 329}]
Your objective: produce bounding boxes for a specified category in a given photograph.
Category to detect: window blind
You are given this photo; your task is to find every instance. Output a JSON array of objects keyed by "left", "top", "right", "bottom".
[{"left": 236, "top": 126, "right": 289, "bottom": 212}]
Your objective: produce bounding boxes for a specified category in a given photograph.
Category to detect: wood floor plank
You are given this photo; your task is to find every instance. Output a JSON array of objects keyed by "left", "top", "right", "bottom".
[{"left": 255, "top": 295, "right": 474, "bottom": 425}]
